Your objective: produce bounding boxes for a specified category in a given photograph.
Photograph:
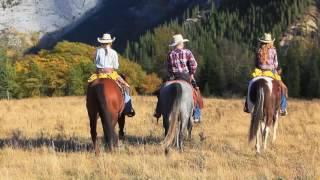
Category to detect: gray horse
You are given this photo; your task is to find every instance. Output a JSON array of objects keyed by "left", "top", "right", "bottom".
[{"left": 158, "top": 81, "right": 194, "bottom": 150}]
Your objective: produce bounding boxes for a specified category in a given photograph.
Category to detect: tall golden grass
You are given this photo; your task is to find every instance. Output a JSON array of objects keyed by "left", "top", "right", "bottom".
[{"left": 0, "top": 96, "right": 319, "bottom": 179}]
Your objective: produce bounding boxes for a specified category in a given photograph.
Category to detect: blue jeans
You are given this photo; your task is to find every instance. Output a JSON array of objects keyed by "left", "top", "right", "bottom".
[
  {"left": 281, "top": 94, "right": 287, "bottom": 111},
  {"left": 123, "top": 92, "right": 133, "bottom": 114},
  {"left": 193, "top": 104, "right": 201, "bottom": 120}
]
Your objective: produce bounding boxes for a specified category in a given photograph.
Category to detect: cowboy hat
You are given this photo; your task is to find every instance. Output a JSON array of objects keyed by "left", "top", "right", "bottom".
[
  {"left": 259, "top": 33, "right": 275, "bottom": 43},
  {"left": 169, "top": 34, "right": 189, "bottom": 47},
  {"left": 97, "top": 33, "right": 116, "bottom": 44}
]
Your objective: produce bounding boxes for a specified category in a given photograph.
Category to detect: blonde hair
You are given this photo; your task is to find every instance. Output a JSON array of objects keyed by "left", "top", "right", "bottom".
[
  {"left": 258, "top": 43, "right": 274, "bottom": 65},
  {"left": 102, "top": 43, "right": 112, "bottom": 55}
]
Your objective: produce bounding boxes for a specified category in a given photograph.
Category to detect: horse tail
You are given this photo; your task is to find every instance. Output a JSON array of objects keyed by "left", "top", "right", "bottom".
[
  {"left": 163, "top": 83, "right": 183, "bottom": 148},
  {"left": 249, "top": 81, "right": 264, "bottom": 142},
  {"left": 95, "top": 83, "right": 114, "bottom": 149}
]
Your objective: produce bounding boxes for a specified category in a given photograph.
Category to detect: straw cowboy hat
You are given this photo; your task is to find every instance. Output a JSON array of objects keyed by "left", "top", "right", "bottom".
[
  {"left": 259, "top": 33, "right": 275, "bottom": 43},
  {"left": 169, "top": 34, "right": 189, "bottom": 47},
  {"left": 97, "top": 33, "right": 116, "bottom": 44}
]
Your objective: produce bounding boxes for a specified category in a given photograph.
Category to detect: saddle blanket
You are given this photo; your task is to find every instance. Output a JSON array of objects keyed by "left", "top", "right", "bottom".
[
  {"left": 88, "top": 71, "right": 120, "bottom": 83},
  {"left": 251, "top": 68, "right": 281, "bottom": 81}
]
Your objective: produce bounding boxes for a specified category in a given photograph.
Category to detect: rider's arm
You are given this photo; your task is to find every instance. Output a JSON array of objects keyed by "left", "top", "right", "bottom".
[
  {"left": 186, "top": 50, "right": 197, "bottom": 76},
  {"left": 167, "top": 53, "right": 174, "bottom": 76},
  {"left": 95, "top": 48, "right": 105, "bottom": 68},
  {"left": 113, "top": 51, "right": 119, "bottom": 70},
  {"left": 95, "top": 49, "right": 101, "bottom": 64},
  {"left": 273, "top": 49, "right": 279, "bottom": 70}
]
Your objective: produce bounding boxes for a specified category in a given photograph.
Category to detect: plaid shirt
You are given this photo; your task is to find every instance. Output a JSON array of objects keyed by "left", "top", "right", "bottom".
[
  {"left": 257, "top": 48, "right": 278, "bottom": 71},
  {"left": 167, "top": 48, "right": 198, "bottom": 76}
]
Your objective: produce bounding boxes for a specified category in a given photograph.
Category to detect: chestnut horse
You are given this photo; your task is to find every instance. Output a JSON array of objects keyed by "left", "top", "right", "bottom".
[
  {"left": 247, "top": 77, "right": 282, "bottom": 153},
  {"left": 86, "top": 79, "right": 125, "bottom": 154}
]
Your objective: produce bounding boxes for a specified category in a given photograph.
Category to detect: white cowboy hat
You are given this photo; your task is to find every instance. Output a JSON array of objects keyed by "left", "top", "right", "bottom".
[
  {"left": 259, "top": 33, "right": 275, "bottom": 43},
  {"left": 169, "top": 34, "right": 189, "bottom": 47},
  {"left": 97, "top": 33, "right": 116, "bottom": 44}
]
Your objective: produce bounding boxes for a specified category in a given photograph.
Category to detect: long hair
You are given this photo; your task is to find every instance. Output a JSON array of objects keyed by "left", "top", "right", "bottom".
[
  {"left": 258, "top": 43, "right": 274, "bottom": 65},
  {"left": 102, "top": 43, "right": 112, "bottom": 55}
]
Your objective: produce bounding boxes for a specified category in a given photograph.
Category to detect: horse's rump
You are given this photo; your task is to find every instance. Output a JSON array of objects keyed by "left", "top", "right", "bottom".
[
  {"left": 164, "top": 80, "right": 203, "bottom": 109},
  {"left": 86, "top": 78, "right": 128, "bottom": 152},
  {"left": 87, "top": 79, "right": 125, "bottom": 121},
  {"left": 247, "top": 77, "right": 273, "bottom": 113},
  {"left": 248, "top": 77, "right": 281, "bottom": 143},
  {"left": 160, "top": 81, "right": 194, "bottom": 149}
]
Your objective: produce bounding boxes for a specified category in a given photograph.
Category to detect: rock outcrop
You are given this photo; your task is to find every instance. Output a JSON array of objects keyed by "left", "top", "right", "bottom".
[{"left": 0, "top": 0, "right": 102, "bottom": 50}]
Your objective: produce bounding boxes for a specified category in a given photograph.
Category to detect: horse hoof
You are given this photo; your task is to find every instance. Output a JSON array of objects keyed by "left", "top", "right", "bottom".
[
  {"left": 119, "top": 132, "right": 125, "bottom": 140},
  {"left": 165, "top": 148, "right": 170, "bottom": 156},
  {"left": 119, "top": 135, "right": 125, "bottom": 140},
  {"left": 95, "top": 149, "right": 100, "bottom": 156}
]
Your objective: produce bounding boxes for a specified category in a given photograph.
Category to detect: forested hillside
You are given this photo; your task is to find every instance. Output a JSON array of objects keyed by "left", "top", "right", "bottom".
[
  {"left": 125, "top": 0, "right": 320, "bottom": 98},
  {"left": 1, "top": 0, "right": 320, "bottom": 99},
  {"left": 0, "top": 42, "right": 161, "bottom": 99}
]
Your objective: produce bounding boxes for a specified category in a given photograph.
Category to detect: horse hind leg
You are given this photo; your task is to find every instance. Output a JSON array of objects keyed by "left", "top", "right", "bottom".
[
  {"left": 111, "top": 116, "right": 120, "bottom": 148},
  {"left": 272, "top": 112, "right": 279, "bottom": 143},
  {"left": 175, "top": 118, "right": 183, "bottom": 150},
  {"left": 256, "top": 121, "right": 261, "bottom": 154},
  {"left": 88, "top": 107, "right": 99, "bottom": 155},
  {"left": 99, "top": 112, "right": 114, "bottom": 152},
  {"left": 177, "top": 112, "right": 190, "bottom": 150},
  {"left": 187, "top": 117, "right": 193, "bottom": 140},
  {"left": 263, "top": 126, "right": 270, "bottom": 150},
  {"left": 263, "top": 115, "right": 273, "bottom": 150},
  {"left": 163, "top": 114, "right": 170, "bottom": 137},
  {"left": 118, "top": 114, "right": 126, "bottom": 140}
]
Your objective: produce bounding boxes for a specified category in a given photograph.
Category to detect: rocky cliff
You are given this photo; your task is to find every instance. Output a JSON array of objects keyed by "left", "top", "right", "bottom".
[
  {"left": 0, "top": 0, "right": 208, "bottom": 52},
  {"left": 0, "top": 0, "right": 102, "bottom": 50}
]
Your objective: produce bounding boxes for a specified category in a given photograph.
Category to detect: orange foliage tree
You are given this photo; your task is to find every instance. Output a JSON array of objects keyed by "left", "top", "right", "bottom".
[{"left": 14, "top": 41, "right": 161, "bottom": 97}]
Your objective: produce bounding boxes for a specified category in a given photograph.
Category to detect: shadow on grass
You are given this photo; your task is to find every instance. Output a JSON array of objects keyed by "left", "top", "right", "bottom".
[
  {"left": 122, "top": 135, "right": 162, "bottom": 146},
  {"left": 0, "top": 135, "right": 93, "bottom": 152},
  {"left": 0, "top": 132, "right": 163, "bottom": 152}
]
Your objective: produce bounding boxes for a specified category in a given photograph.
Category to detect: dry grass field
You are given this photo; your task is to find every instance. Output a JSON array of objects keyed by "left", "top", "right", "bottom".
[{"left": 0, "top": 96, "right": 319, "bottom": 179}]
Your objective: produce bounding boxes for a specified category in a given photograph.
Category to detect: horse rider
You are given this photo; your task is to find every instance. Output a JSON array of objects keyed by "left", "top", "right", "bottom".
[
  {"left": 153, "top": 34, "right": 202, "bottom": 122},
  {"left": 244, "top": 33, "right": 288, "bottom": 116},
  {"left": 95, "top": 33, "right": 135, "bottom": 117}
]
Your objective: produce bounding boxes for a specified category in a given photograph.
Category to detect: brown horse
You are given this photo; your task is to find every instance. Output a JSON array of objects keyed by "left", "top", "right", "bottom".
[
  {"left": 247, "top": 77, "right": 281, "bottom": 153},
  {"left": 86, "top": 79, "right": 125, "bottom": 154}
]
